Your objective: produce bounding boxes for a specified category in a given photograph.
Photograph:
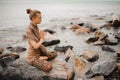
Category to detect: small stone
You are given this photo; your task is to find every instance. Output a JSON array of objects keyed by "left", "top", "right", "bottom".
[
  {"left": 78, "top": 23, "right": 84, "bottom": 26},
  {"left": 61, "top": 26, "right": 66, "bottom": 30},
  {"left": 102, "top": 45, "right": 115, "bottom": 52},
  {"left": 8, "top": 46, "right": 27, "bottom": 53},
  {"left": 44, "top": 29, "right": 56, "bottom": 34},
  {"left": 85, "top": 37, "right": 99, "bottom": 44},
  {"left": 54, "top": 45, "right": 73, "bottom": 52},
  {"left": 42, "top": 39, "right": 60, "bottom": 47}
]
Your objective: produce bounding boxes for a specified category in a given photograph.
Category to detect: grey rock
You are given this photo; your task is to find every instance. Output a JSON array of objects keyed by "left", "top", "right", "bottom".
[
  {"left": 0, "top": 58, "right": 73, "bottom": 80},
  {"left": 7, "top": 46, "right": 27, "bottom": 53},
  {"left": 102, "top": 45, "right": 115, "bottom": 52},
  {"left": 86, "top": 52, "right": 117, "bottom": 78},
  {"left": 105, "top": 36, "right": 119, "bottom": 45}
]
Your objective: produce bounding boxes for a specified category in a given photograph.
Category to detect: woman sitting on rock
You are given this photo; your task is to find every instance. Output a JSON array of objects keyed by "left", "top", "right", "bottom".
[{"left": 26, "top": 9, "right": 57, "bottom": 72}]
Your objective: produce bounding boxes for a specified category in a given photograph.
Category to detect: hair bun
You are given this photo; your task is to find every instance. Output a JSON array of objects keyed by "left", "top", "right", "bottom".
[{"left": 26, "top": 9, "right": 32, "bottom": 14}]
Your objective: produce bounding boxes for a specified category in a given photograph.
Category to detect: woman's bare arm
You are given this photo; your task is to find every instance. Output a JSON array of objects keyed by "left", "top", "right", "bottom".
[
  {"left": 39, "top": 30, "right": 45, "bottom": 40},
  {"left": 29, "top": 39, "right": 43, "bottom": 49}
]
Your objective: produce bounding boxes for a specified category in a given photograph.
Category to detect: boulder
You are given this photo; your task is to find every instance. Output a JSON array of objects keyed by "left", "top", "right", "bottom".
[
  {"left": 6, "top": 46, "right": 27, "bottom": 53},
  {"left": 42, "top": 40, "right": 60, "bottom": 47},
  {"left": 85, "top": 51, "right": 117, "bottom": 78},
  {"left": 0, "top": 58, "right": 73, "bottom": 80}
]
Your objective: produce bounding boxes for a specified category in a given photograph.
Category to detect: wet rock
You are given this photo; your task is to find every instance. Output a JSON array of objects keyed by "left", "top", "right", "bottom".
[
  {"left": 89, "top": 27, "right": 97, "bottom": 32},
  {"left": 86, "top": 51, "right": 117, "bottom": 78},
  {"left": 7, "top": 46, "right": 27, "bottom": 53},
  {"left": 0, "top": 48, "right": 4, "bottom": 54},
  {"left": 54, "top": 45, "right": 73, "bottom": 53},
  {"left": 104, "top": 36, "right": 119, "bottom": 45},
  {"left": 42, "top": 40, "right": 60, "bottom": 47},
  {"left": 81, "top": 49, "right": 99, "bottom": 62},
  {"left": 0, "top": 53, "right": 19, "bottom": 69},
  {"left": 78, "top": 23, "right": 84, "bottom": 26},
  {"left": 107, "top": 20, "right": 113, "bottom": 23},
  {"left": 85, "top": 37, "right": 99, "bottom": 44},
  {"left": 112, "top": 13, "right": 120, "bottom": 28},
  {"left": 104, "top": 67, "right": 120, "bottom": 80},
  {"left": 44, "top": 29, "right": 56, "bottom": 34},
  {"left": 113, "top": 20, "right": 120, "bottom": 28},
  {"left": 102, "top": 45, "right": 115, "bottom": 52}
]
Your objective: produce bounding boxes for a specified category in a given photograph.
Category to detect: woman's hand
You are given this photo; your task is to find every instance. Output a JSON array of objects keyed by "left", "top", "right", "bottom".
[
  {"left": 39, "top": 56, "right": 48, "bottom": 61},
  {"left": 39, "top": 30, "right": 45, "bottom": 40}
]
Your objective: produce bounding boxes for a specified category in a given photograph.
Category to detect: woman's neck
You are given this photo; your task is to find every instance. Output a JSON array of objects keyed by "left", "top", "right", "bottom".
[{"left": 31, "top": 21, "right": 37, "bottom": 27}]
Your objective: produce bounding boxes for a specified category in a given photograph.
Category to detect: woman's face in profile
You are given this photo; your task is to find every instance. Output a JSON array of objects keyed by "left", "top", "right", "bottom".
[{"left": 33, "top": 13, "right": 42, "bottom": 24}]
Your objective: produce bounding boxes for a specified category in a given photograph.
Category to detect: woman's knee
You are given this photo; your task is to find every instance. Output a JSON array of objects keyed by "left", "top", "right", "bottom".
[{"left": 46, "top": 63, "right": 52, "bottom": 71}]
